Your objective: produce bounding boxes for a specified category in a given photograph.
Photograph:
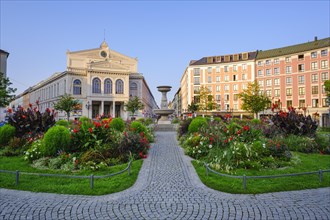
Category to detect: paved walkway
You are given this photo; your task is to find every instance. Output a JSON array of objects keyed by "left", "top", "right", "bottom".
[{"left": 1, "top": 131, "right": 330, "bottom": 219}]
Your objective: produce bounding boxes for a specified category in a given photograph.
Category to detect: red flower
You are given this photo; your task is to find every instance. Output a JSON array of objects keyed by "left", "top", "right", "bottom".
[
  {"left": 29, "top": 103, "right": 33, "bottom": 108},
  {"left": 73, "top": 129, "right": 78, "bottom": 133},
  {"left": 104, "top": 124, "right": 109, "bottom": 129},
  {"left": 236, "top": 130, "right": 242, "bottom": 135},
  {"left": 88, "top": 128, "right": 93, "bottom": 133},
  {"left": 139, "top": 152, "right": 147, "bottom": 159},
  {"left": 7, "top": 108, "right": 13, "bottom": 113},
  {"left": 22, "top": 115, "right": 26, "bottom": 119},
  {"left": 46, "top": 108, "right": 51, "bottom": 113},
  {"left": 93, "top": 121, "right": 101, "bottom": 128},
  {"left": 243, "top": 125, "right": 250, "bottom": 131},
  {"left": 229, "top": 137, "right": 233, "bottom": 141},
  {"left": 224, "top": 139, "right": 228, "bottom": 144}
]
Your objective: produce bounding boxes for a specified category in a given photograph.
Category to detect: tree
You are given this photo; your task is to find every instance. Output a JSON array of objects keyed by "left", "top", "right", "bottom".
[
  {"left": 54, "top": 94, "right": 80, "bottom": 121},
  {"left": 238, "top": 80, "right": 271, "bottom": 119},
  {"left": 325, "top": 80, "right": 330, "bottom": 103},
  {"left": 124, "top": 96, "right": 144, "bottom": 118},
  {"left": 188, "top": 101, "right": 198, "bottom": 113},
  {"left": 196, "top": 86, "right": 216, "bottom": 112},
  {"left": 0, "top": 72, "right": 17, "bottom": 107}
]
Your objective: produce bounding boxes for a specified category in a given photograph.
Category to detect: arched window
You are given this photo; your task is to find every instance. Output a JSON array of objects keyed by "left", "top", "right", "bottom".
[
  {"left": 73, "top": 79, "right": 82, "bottom": 95},
  {"left": 104, "top": 78, "right": 112, "bottom": 94},
  {"left": 116, "top": 79, "right": 124, "bottom": 94},
  {"left": 130, "top": 82, "right": 138, "bottom": 97},
  {"left": 92, "top": 78, "right": 101, "bottom": 93}
]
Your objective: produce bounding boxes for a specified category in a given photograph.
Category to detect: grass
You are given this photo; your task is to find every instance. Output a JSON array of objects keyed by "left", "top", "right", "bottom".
[
  {"left": 193, "top": 152, "right": 330, "bottom": 194},
  {"left": 0, "top": 156, "right": 143, "bottom": 195}
]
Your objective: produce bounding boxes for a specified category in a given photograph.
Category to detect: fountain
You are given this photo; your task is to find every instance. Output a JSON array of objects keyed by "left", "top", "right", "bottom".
[{"left": 154, "top": 86, "right": 175, "bottom": 124}]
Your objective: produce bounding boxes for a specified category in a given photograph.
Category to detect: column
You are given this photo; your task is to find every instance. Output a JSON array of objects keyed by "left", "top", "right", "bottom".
[
  {"left": 101, "top": 101, "right": 104, "bottom": 116},
  {"left": 113, "top": 101, "right": 116, "bottom": 118}
]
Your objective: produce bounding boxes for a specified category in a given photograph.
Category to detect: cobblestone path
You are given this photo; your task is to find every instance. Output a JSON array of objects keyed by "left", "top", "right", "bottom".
[{"left": 1, "top": 131, "right": 330, "bottom": 219}]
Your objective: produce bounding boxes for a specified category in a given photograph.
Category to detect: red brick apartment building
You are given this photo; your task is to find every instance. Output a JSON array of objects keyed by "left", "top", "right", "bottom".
[{"left": 179, "top": 37, "right": 330, "bottom": 126}]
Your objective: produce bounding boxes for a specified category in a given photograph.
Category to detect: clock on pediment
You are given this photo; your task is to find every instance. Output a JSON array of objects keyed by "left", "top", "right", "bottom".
[{"left": 100, "top": 50, "right": 107, "bottom": 58}]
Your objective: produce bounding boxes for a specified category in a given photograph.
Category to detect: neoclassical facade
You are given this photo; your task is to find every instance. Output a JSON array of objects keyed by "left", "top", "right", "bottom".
[{"left": 16, "top": 41, "right": 158, "bottom": 120}]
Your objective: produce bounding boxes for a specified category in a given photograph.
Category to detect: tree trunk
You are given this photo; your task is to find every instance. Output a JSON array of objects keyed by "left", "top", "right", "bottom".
[{"left": 67, "top": 112, "right": 70, "bottom": 121}]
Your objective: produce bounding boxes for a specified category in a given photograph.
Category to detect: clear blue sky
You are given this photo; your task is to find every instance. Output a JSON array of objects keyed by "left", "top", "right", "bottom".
[{"left": 1, "top": 1, "right": 329, "bottom": 105}]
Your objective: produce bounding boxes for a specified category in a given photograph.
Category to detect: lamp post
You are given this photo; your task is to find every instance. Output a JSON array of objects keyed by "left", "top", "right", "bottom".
[{"left": 85, "top": 101, "right": 91, "bottom": 118}]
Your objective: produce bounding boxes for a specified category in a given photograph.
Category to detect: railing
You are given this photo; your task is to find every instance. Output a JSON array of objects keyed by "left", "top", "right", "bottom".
[
  {"left": 0, "top": 160, "right": 132, "bottom": 189},
  {"left": 203, "top": 162, "right": 330, "bottom": 191}
]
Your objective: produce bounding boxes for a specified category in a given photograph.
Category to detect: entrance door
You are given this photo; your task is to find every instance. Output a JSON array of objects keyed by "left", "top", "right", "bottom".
[
  {"left": 115, "top": 105, "right": 121, "bottom": 118},
  {"left": 92, "top": 105, "right": 99, "bottom": 119}
]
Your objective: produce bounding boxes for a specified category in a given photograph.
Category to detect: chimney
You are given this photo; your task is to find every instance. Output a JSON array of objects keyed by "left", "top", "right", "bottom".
[{"left": 314, "top": 36, "right": 318, "bottom": 41}]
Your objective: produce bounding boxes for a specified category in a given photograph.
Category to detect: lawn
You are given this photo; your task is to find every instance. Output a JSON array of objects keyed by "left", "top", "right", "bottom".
[
  {"left": 0, "top": 156, "right": 143, "bottom": 195},
  {"left": 193, "top": 152, "right": 330, "bottom": 194}
]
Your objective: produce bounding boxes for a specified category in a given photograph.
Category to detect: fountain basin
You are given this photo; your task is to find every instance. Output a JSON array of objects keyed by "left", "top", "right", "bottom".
[
  {"left": 157, "top": 86, "right": 172, "bottom": 92},
  {"left": 154, "top": 109, "right": 174, "bottom": 124}
]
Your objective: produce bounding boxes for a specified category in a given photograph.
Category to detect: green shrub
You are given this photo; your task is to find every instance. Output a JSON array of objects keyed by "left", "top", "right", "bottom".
[
  {"left": 79, "top": 116, "right": 90, "bottom": 123},
  {"left": 188, "top": 117, "right": 208, "bottom": 133},
  {"left": 131, "top": 121, "right": 147, "bottom": 134},
  {"left": 281, "top": 134, "right": 319, "bottom": 153},
  {"left": 144, "top": 118, "right": 154, "bottom": 126},
  {"left": 110, "top": 118, "right": 126, "bottom": 132},
  {"left": 172, "top": 118, "right": 179, "bottom": 124},
  {"left": 42, "top": 125, "right": 71, "bottom": 156},
  {"left": 80, "top": 149, "right": 106, "bottom": 164},
  {"left": 315, "top": 133, "right": 330, "bottom": 154},
  {"left": 56, "top": 120, "right": 69, "bottom": 127},
  {"left": 178, "top": 118, "right": 192, "bottom": 137},
  {"left": 0, "top": 124, "right": 16, "bottom": 147},
  {"left": 251, "top": 119, "right": 261, "bottom": 124},
  {"left": 24, "top": 140, "right": 43, "bottom": 162}
]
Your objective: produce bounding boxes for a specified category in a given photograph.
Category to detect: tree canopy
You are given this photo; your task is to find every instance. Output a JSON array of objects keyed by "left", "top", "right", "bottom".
[
  {"left": 124, "top": 96, "right": 144, "bottom": 117},
  {"left": 0, "top": 72, "right": 17, "bottom": 107},
  {"left": 195, "top": 86, "right": 216, "bottom": 112},
  {"left": 54, "top": 94, "right": 80, "bottom": 121},
  {"left": 238, "top": 80, "right": 271, "bottom": 118},
  {"left": 325, "top": 80, "right": 330, "bottom": 104}
]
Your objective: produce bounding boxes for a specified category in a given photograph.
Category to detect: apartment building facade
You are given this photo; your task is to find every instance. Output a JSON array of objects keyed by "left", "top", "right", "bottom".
[
  {"left": 11, "top": 41, "right": 158, "bottom": 120},
  {"left": 180, "top": 37, "right": 330, "bottom": 126}
]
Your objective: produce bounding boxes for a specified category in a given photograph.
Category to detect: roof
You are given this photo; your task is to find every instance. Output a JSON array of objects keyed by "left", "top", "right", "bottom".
[
  {"left": 256, "top": 37, "right": 330, "bottom": 59},
  {"left": 0, "top": 49, "right": 9, "bottom": 57},
  {"left": 190, "top": 51, "right": 258, "bottom": 66}
]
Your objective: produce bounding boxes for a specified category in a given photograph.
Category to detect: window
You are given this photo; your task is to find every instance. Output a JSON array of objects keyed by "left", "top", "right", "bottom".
[
  {"left": 233, "top": 84, "right": 238, "bottom": 91},
  {"left": 258, "top": 80, "right": 264, "bottom": 86},
  {"left": 224, "top": 75, "right": 229, "bottom": 81},
  {"left": 233, "top": 65, "right": 237, "bottom": 71},
  {"left": 233, "top": 94, "right": 239, "bottom": 101},
  {"left": 208, "top": 86, "right": 212, "bottom": 92},
  {"left": 216, "top": 85, "right": 220, "bottom": 92},
  {"left": 258, "top": 61, "right": 262, "bottom": 66},
  {"left": 224, "top": 94, "right": 230, "bottom": 101},
  {"left": 312, "top": 74, "right": 318, "bottom": 82},
  {"left": 312, "top": 86, "right": 318, "bottom": 94},
  {"left": 216, "top": 95, "right": 221, "bottom": 101},
  {"left": 224, "top": 66, "right": 228, "bottom": 72},
  {"left": 258, "top": 70, "right": 263, "bottom": 76},
  {"left": 298, "top": 87, "right": 305, "bottom": 95},
  {"left": 115, "top": 79, "right": 124, "bottom": 94},
  {"left": 311, "top": 62, "right": 318, "bottom": 70},
  {"left": 321, "top": 49, "right": 328, "bottom": 56},
  {"left": 322, "top": 98, "right": 329, "bottom": 107},
  {"left": 286, "top": 88, "right": 292, "bottom": 96},
  {"left": 208, "top": 67, "right": 212, "bottom": 73},
  {"left": 266, "top": 79, "right": 272, "bottom": 86},
  {"left": 194, "top": 68, "right": 200, "bottom": 75},
  {"left": 298, "top": 75, "right": 305, "bottom": 84},
  {"left": 242, "top": 64, "right": 247, "bottom": 70},
  {"left": 224, "top": 85, "right": 229, "bottom": 91},
  {"left": 274, "top": 78, "right": 280, "bottom": 86},
  {"left": 266, "top": 60, "right": 271, "bottom": 65},
  {"left": 266, "top": 69, "right": 271, "bottom": 75},
  {"left": 299, "top": 100, "right": 305, "bottom": 108},
  {"left": 216, "top": 66, "right": 220, "bottom": 73},
  {"left": 321, "top": 72, "right": 329, "bottom": 81},
  {"left": 194, "top": 86, "right": 200, "bottom": 94},
  {"left": 298, "top": 54, "right": 304, "bottom": 60},
  {"left": 287, "top": 100, "right": 292, "bottom": 107},
  {"left": 208, "top": 76, "right": 212, "bottom": 83},
  {"left": 233, "top": 75, "right": 237, "bottom": 81},
  {"left": 311, "top": 51, "right": 317, "bottom": 58},
  {"left": 216, "top": 76, "right": 220, "bottom": 82},
  {"left": 321, "top": 60, "right": 328, "bottom": 69},
  {"left": 105, "top": 79, "right": 113, "bottom": 94},
  {"left": 242, "top": 74, "right": 247, "bottom": 80},
  {"left": 286, "top": 66, "right": 292, "bottom": 74},
  {"left": 194, "top": 77, "right": 200, "bottom": 84},
  {"left": 285, "top": 57, "right": 291, "bottom": 62},
  {"left": 274, "top": 67, "right": 279, "bottom": 75},
  {"left": 129, "top": 82, "right": 137, "bottom": 96},
  {"left": 233, "top": 104, "right": 238, "bottom": 110},
  {"left": 286, "top": 77, "right": 292, "bottom": 84},
  {"left": 266, "top": 90, "right": 272, "bottom": 97},
  {"left": 298, "top": 64, "right": 304, "bottom": 72},
  {"left": 322, "top": 85, "right": 326, "bottom": 94},
  {"left": 274, "top": 89, "right": 280, "bottom": 97},
  {"left": 92, "top": 78, "right": 101, "bottom": 93},
  {"left": 242, "top": 84, "right": 247, "bottom": 90},
  {"left": 73, "top": 79, "right": 82, "bottom": 95},
  {"left": 274, "top": 58, "right": 279, "bottom": 64}
]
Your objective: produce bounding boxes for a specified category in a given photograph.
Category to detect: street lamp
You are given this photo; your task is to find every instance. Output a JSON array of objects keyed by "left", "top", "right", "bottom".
[{"left": 85, "top": 101, "right": 91, "bottom": 118}]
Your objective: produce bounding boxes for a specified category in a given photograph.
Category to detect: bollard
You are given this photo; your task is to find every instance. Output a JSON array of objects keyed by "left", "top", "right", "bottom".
[
  {"left": 204, "top": 163, "right": 209, "bottom": 176},
  {"left": 243, "top": 175, "right": 247, "bottom": 191},
  {"left": 15, "top": 170, "right": 19, "bottom": 186},
  {"left": 128, "top": 164, "right": 131, "bottom": 176},
  {"left": 90, "top": 174, "right": 94, "bottom": 189},
  {"left": 319, "top": 170, "right": 323, "bottom": 183}
]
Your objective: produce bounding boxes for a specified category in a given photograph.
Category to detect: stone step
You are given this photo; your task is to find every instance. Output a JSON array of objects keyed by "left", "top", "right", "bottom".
[{"left": 154, "top": 124, "right": 177, "bottom": 132}]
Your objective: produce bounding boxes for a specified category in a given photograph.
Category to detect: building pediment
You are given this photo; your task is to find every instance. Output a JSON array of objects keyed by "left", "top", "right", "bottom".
[{"left": 90, "top": 60, "right": 130, "bottom": 72}]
